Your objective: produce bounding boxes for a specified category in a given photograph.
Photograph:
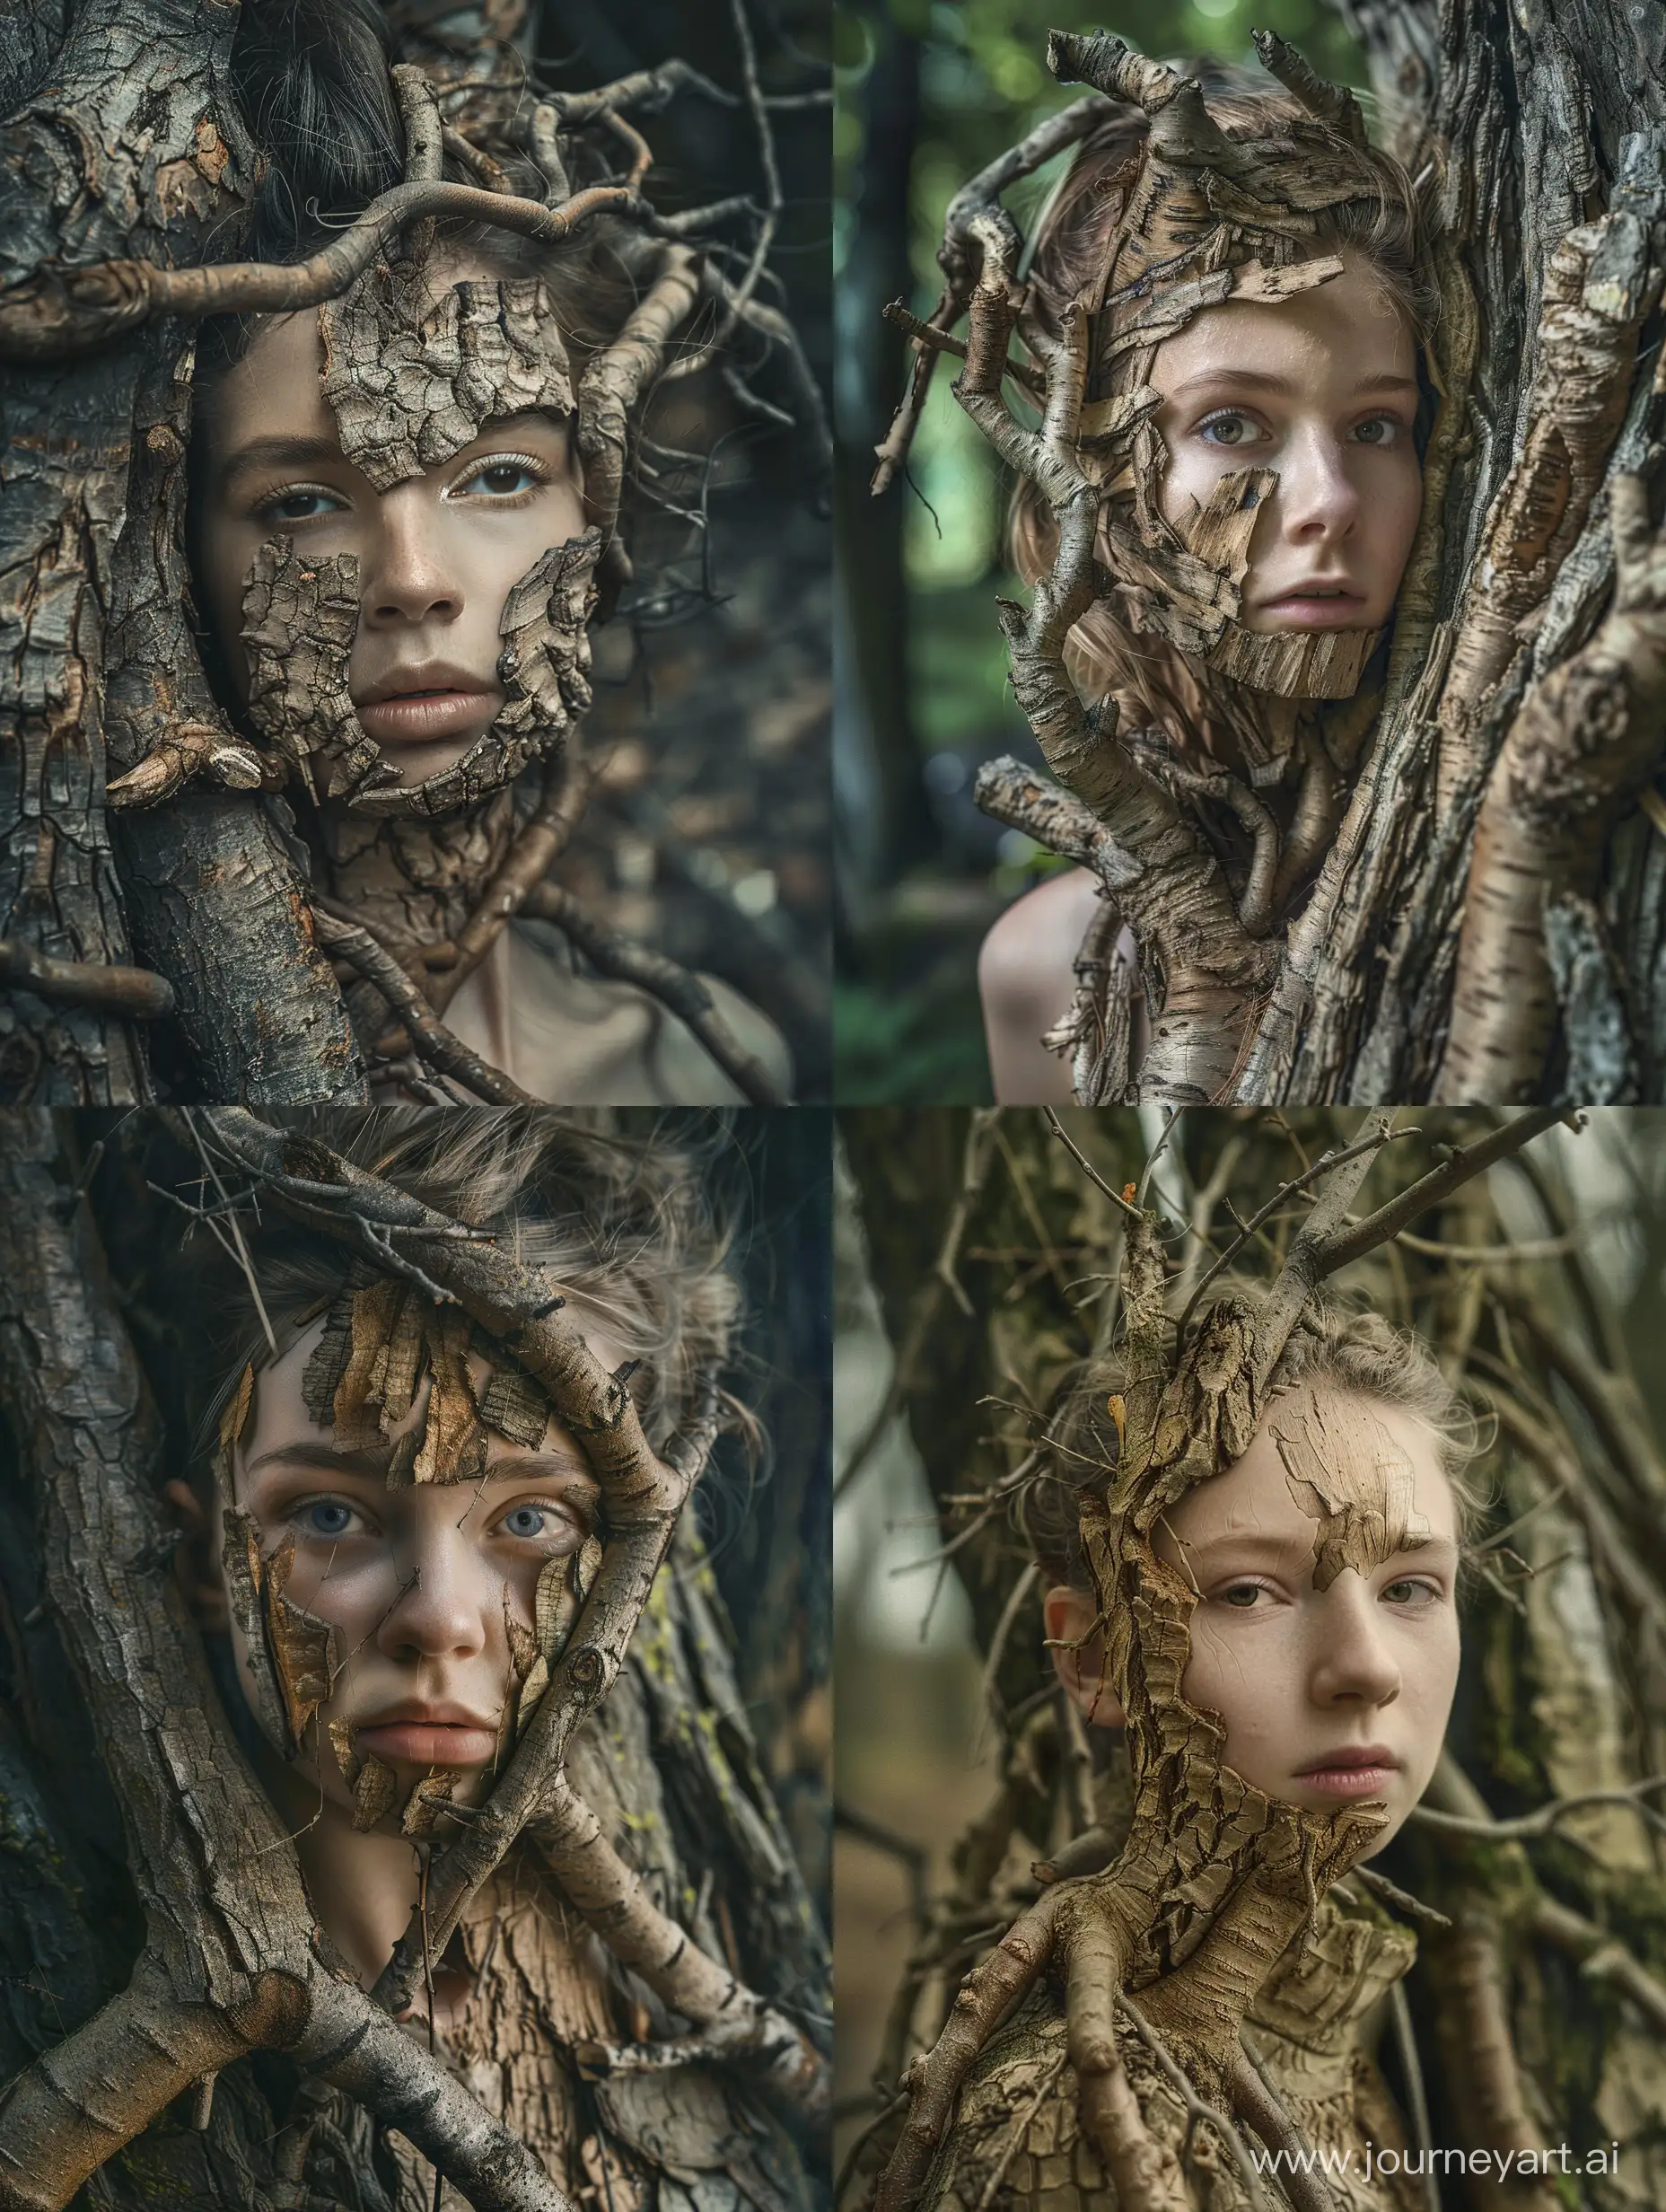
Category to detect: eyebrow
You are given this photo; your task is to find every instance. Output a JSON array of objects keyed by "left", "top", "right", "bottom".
[
  {"left": 245, "top": 1439, "right": 599, "bottom": 1503},
  {"left": 219, "top": 411, "right": 572, "bottom": 492},
  {"left": 1166, "top": 370, "right": 1420, "bottom": 400},
  {"left": 217, "top": 434, "right": 346, "bottom": 494},
  {"left": 1184, "top": 1531, "right": 1460, "bottom": 1567}
]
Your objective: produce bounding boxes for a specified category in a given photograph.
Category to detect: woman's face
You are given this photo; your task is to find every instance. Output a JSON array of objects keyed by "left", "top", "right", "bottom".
[
  {"left": 1150, "top": 251, "right": 1424, "bottom": 636},
  {"left": 219, "top": 1315, "right": 602, "bottom": 1825},
  {"left": 196, "top": 264, "right": 587, "bottom": 790},
  {"left": 1049, "top": 1384, "right": 1461, "bottom": 1857}
]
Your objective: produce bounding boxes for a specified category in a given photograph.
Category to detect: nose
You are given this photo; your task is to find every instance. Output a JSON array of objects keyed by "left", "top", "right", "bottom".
[
  {"left": 375, "top": 1517, "right": 489, "bottom": 1664},
  {"left": 360, "top": 486, "right": 462, "bottom": 630},
  {"left": 1273, "top": 424, "right": 1362, "bottom": 546},
  {"left": 1309, "top": 1575, "right": 1401, "bottom": 1711}
]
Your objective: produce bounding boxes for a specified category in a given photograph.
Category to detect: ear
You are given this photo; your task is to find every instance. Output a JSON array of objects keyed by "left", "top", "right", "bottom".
[
  {"left": 1044, "top": 1582, "right": 1127, "bottom": 1730},
  {"left": 164, "top": 1479, "right": 230, "bottom": 1633}
]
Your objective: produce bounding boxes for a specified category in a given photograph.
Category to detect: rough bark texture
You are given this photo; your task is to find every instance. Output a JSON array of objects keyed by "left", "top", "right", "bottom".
[
  {"left": 840, "top": 1109, "right": 1666, "bottom": 2210},
  {"left": 0, "top": 0, "right": 364, "bottom": 1103},
  {"left": 0, "top": 1110, "right": 830, "bottom": 2211}
]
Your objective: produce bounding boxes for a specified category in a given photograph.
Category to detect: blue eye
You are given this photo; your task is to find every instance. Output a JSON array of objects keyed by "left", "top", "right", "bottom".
[
  {"left": 303, "top": 1499, "right": 355, "bottom": 1537},
  {"left": 503, "top": 1505, "right": 548, "bottom": 1538}
]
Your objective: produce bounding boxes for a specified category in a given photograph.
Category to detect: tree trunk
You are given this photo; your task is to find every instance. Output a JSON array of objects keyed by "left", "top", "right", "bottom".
[
  {"left": 0, "top": 0, "right": 365, "bottom": 1104},
  {"left": 840, "top": 1107, "right": 1666, "bottom": 2207}
]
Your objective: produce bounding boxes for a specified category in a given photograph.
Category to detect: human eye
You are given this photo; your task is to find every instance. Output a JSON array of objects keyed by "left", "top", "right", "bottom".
[
  {"left": 254, "top": 484, "right": 346, "bottom": 525},
  {"left": 291, "top": 1496, "right": 366, "bottom": 1540},
  {"left": 1196, "top": 410, "right": 1267, "bottom": 450},
  {"left": 1214, "top": 1579, "right": 1270, "bottom": 1610},
  {"left": 493, "top": 1497, "right": 583, "bottom": 1547},
  {"left": 1381, "top": 1575, "right": 1442, "bottom": 1606},
  {"left": 1351, "top": 413, "right": 1405, "bottom": 448},
  {"left": 448, "top": 452, "right": 548, "bottom": 502}
]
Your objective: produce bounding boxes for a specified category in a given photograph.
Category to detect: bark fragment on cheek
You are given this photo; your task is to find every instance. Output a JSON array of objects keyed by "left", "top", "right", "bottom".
[
  {"left": 317, "top": 260, "right": 576, "bottom": 495},
  {"left": 352, "top": 1754, "right": 400, "bottom": 1831},
  {"left": 240, "top": 535, "right": 390, "bottom": 803},
  {"left": 263, "top": 1532, "right": 346, "bottom": 1756},
  {"left": 401, "top": 1769, "right": 458, "bottom": 1838},
  {"left": 1271, "top": 1394, "right": 1432, "bottom": 1590}
]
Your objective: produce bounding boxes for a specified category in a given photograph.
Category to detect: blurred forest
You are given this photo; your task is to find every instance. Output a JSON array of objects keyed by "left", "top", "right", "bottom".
[{"left": 833, "top": 0, "right": 1368, "bottom": 1103}]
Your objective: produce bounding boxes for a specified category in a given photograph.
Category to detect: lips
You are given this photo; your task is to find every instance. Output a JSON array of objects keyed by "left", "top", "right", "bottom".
[
  {"left": 1256, "top": 583, "right": 1369, "bottom": 631},
  {"left": 353, "top": 664, "right": 499, "bottom": 746},
  {"left": 1295, "top": 1743, "right": 1399, "bottom": 1799},
  {"left": 354, "top": 1703, "right": 498, "bottom": 1768}
]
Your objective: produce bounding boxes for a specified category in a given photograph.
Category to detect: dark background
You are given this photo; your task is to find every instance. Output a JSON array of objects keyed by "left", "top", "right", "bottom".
[
  {"left": 538, "top": 0, "right": 835, "bottom": 1098},
  {"left": 832, "top": 0, "right": 1370, "bottom": 1102}
]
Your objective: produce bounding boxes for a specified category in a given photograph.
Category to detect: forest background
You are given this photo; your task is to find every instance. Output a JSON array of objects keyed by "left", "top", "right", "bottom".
[{"left": 834, "top": 0, "right": 1375, "bottom": 1103}]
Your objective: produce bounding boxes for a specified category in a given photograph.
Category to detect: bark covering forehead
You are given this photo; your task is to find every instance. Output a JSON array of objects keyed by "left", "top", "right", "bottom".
[
  {"left": 317, "top": 256, "right": 576, "bottom": 493},
  {"left": 1270, "top": 1388, "right": 1434, "bottom": 1590}
]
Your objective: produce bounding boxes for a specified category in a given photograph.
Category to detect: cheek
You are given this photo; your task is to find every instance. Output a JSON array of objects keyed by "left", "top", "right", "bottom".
[{"left": 1182, "top": 1611, "right": 1296, "bottom": 1754}]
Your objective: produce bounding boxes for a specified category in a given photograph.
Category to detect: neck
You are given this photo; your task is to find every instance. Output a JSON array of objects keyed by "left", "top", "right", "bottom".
[
  {"left": 308, "top": 787, "right": 521, "bottom": 956},
  {"left": 255, "top": 1736, "right": 427, "bottom": 1997}
]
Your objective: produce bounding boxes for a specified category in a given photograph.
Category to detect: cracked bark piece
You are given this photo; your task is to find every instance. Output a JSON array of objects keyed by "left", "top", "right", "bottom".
[
  {"left": 333, "top": 1278, "right": 407, "bottom": 1453},
  {"left": 412, "top": 1304, "right": 485, "bottom": 1484},
  {"left": 318, "top": 262, "right": 576, "bottom": 494},
  {"left": 329, "top": 1716, "right": 363, "bottom": 1790},
  {"left": 479, "top": 1363, "right": 551, "bottom": 1447},
  {"left": 400, "top": 1768, "right": 457, "bottom": 1838},
  {"left": 240, "top": 536, "right": 391, "bottom": 802},
  {"left": 264, "top": 1534, "right": 344, "bottom": 1754},
  {"left": 1271, "top": 1388, "right": 1433, "bottom": 1590},
  {"left": 534, "top": 1552, "right": 578, "bottom": 1661},
  {"left": 219, "top": 1504, "right": 291, "bottom": 1752},
  {"left": 303, "top": 1304, "right": 354, "bottom": 1428},
  {"left": 352, "top": 1752, "right": 400, "bottom": 1831},
  {"left": 218, "top": 1363, "right": 255, "bottom": 1459}
]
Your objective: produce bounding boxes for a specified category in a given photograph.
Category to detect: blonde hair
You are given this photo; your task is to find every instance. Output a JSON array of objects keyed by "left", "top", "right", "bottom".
[
  {"left": 177, "top": 1109, "right": 743, "bottom": 1462},
  {"left": 1023, "top": 1286, "right": 1488, "bottom": 1591},
  {"left": 1008, "top": 72, "right": 1442, "bottom": 759}
]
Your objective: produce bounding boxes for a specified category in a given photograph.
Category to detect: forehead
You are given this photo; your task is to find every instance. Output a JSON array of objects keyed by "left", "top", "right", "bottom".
[
  {"left": 1164, "top": 1384, "right": 1457, "bottom": 1548},
  {"left": 1151, "top": 252, "right": 1417, "bottom": 390}
]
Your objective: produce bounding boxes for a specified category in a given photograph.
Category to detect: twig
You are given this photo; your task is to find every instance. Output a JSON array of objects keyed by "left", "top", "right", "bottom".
[
  {"left": 311, "top": 906, "right": 538, "bottom": 1105},
  {"left": 1111, "top": 1997, "right": 1273, "bottom": 2212},
  {"left": 1042, "top": 1110, "right": 1142, "bottom": 1222},
  {"left": 1386, "top": 1981, "right": 1440, "bottom": 2212},
  {"left": 0, "top": 939, "right": 174, "bottom": 1019},
  {"left": 428, "top": 747, "right": 595, "bottom": 1014},
  {"left": 521, "top": 882, "right": 788, "bottom": 1104},
  {"left": 879, "top": 301, "right": 1045, "bottom": 395},
  {"left": 1408, "top": 1776, "right": 1666, "bottom": 1842}
]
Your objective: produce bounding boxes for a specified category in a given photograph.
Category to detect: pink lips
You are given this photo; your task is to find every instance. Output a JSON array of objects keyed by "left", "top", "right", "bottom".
[
  {"left": 1256, "top": 585, "right": 1369, "bottom": 630},
  {"left": 355, "top": 691, "right": 497, "bottom": 744},
  {"left": 355, "top": 1707, "right": 497, "bottom": 1767},
  {"left": 1295, "top": 1744, "right": 1399, "bottom": 1799}
]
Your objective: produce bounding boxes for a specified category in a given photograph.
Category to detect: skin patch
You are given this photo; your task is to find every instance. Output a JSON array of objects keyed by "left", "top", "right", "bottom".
[
  {"left": 1270, "top": 1391, "right": 1433, "bottom": 1591},
  {"left": 317, "top": 261, "right": 577, "bottom": 495}
]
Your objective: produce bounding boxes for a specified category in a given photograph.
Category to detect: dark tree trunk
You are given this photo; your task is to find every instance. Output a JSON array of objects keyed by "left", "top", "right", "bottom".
[{"left": 0, "top": 0, "right": 364, "bottom": 1104}]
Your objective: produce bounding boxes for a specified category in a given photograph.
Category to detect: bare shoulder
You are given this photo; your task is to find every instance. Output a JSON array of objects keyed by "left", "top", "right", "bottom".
[{"left": 978, "top": 868, "right": 1105, "bottom": 1105}]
